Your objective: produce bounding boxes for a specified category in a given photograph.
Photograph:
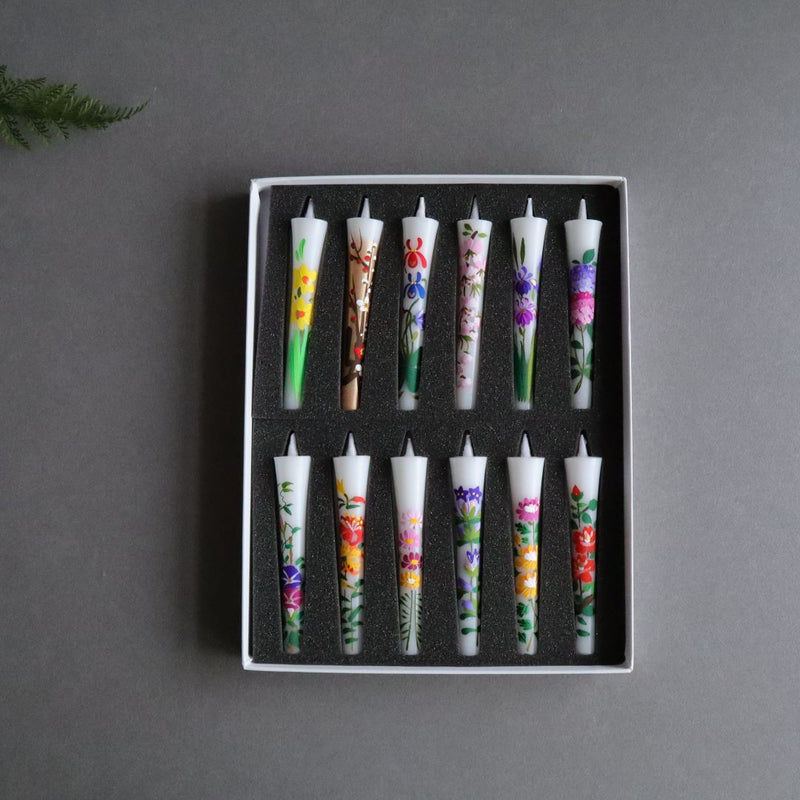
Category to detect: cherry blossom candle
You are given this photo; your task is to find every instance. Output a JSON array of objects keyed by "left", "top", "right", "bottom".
[
  {"left": 333, "top": 433, "right": 370, "bottom": 655},
  {"left": 449, "top": 433, "right": 487, "bottom": 656},
  {"left": 565, "top": 199, "right": 602, "bottom": 409},
  {"left": 341, "top": 197, "right": 383, "bottom": 411},
  {"left": 455, "top": 197, "right": 492, "bottom": 410},
  {"left": 398, "top": 197, "right": 439, "bottom": 410},
  {"left": 507, "top": 432, "right": 544, "bottom": 655},
  {"left": 273, "top": 432, "right": 311, "bottom": 653},
  {"left": 283, "top": 199, "right": 328, "bottom": 410},
  {"left": 564, "top": 433, "right": 602, "bottom": 654},
  {"left": 511, "top": 198, "right": 548, "bottom": 410},
  {"left": 391, "top": 435, "right": 427, "bottom": 655}
]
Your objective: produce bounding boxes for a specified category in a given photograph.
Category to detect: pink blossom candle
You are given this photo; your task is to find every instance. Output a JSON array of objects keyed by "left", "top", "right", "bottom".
[
  {"left": 455, "top": 197, "right": 491, "bottom": 409},
  {"left": 566, "top": 199, "right": 602, "bottom": 409}
]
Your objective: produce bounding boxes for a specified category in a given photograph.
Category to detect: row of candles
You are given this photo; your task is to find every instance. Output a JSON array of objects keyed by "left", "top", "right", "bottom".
[
  {"left": 274, "top": 431, "right": 602, "bottom": 658},
  {"left": 284, "top": 196, "right": 602, "bottom": 412}
]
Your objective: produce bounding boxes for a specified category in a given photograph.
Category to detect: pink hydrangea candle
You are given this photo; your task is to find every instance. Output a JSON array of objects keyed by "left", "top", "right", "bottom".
[{"left": 565, "top": 199, "right": 602, "bottom": 409}]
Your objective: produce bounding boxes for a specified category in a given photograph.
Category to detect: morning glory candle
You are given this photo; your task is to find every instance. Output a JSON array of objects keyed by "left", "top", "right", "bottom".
[
  {"left": 565, "top": 198, "right": 602, "bottom": 409},
  {"left": 507, "top": 432, "right": 545, "bottom": 655},
  {"left": 511, "top": 197, "right": 548, "bottom": 410},
  {"left": 449, "top": 433, "right": 487, "bottom": 656},
  {"left": 564, "top": 433, "right": 602, "bottom": 654},
  {"left": 333, "top": 432, "right": 370, "bottom": 655},
  {"left": 455, "top": 197, "right": 492, "bottom": 410},
  {"left": 391, "top": 434, "right": 428, "bottom": 655},
  {"left": 283, "top": 198, "right": 328, "bottom": 410},
  {"left": 398, "top": 197, "right": 439, "bottom": 410},
  {"left": 273, "top": 432, "right": 311, "bottom": 653},
  {"left": 341, "top": 197, "right": 383, "bottom": 410}
]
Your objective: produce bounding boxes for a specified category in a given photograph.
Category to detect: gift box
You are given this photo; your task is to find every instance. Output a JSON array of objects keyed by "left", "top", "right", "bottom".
[{"left": 241, "top": 175, "right": 632, "bottom": 673}]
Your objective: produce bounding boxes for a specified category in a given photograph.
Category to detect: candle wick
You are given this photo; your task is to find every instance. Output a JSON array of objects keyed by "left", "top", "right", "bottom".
[
  {"left": 403, "top": 435, "right": 415, "bottom": 457},
  {"left": 520, "top": 432, "right": 532, "bottom": 457},
  {"left": 345, "top": 432, "right": 357, "bottom": 457},
  {"left": 578, "top": 433, "right": 589, "bottom": 457},
  {"left": 287, "top": 432, "right": 299, "bottom": 457},
  {"left": 470, "top": 195, "right": 479, "bottom": 221},
  {"left": 462, "top": 433, "right": 474, "bottom": 457},
  {"left": 524, "top": 196, "right": 533, "bottom": 218},
  {"left": 304, "top": 197, "right": 315, "bottom": 219},
  {"left": 415, "top": 196, "right": 426, "bottom": 218},
  {"left": 578, "top": 198, "right": 587, "bottom": 220},
  {"left": 360, "top": 196, "right": 370, "bottom": 219}
]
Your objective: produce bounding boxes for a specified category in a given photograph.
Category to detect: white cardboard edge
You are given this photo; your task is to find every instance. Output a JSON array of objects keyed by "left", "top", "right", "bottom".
[{"left": 241, "top": 174, "right": 632, "bottom": 674}]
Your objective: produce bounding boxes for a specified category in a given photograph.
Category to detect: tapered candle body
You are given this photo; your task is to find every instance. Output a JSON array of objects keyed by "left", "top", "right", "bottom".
[
  {"left": 565, "top": 199, "right": 602, "bottom": 409},
  {"left": 455, "top": 200, "right": 491, "bottom": 410},
  {"left": 449, "top": 435, "right": 487, "bottom": 656},
  {"left": 510, "top": 199, "right": 547, "bottom": 410},
  {"left": 341, "top": 199, "right": 383, "bottom": 410},
  {"left": 391, "top": 438, "right": 427, "bottom": 655},
  {"left": 273, "top": 434, "right": 311, "bottom": 653},
  {"left": 333, "top": 435, "right": 370, "bottom": 655},
  {"left": 284, "top": 202, "right": 328, "bottom": 409},
  {"left": 564, "top": 434, "right": 602, "bottom": 654},
  {"left": 507, "top": 434, "right": 545, "bottom": 655},
  {"left": 398, "top": 198, "right": 439, "bottom": 410}
]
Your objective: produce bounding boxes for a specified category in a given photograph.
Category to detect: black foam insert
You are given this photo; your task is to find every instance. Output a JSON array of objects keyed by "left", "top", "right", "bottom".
[{"left": 249, "top": 182, "right": 626, "bottom": 667}]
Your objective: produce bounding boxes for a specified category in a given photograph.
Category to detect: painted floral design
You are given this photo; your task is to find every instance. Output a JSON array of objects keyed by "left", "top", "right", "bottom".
[
  {"left": 452, "top": 485, "right": 483, "bottom": 645},
  {"left": 285, "top": 238, "right": 320, "bottom": 407},
  {"left": 512, "top": 495, "right": 540, "bottom": 653},
  {"left": 336, "top": 478, "right": 366, "bottom": 652},
  {"left": 569, "top": 252, "right": 598, "bottom": 397},
  {"left": 511, "top": 236, "right": 542, "bottom": 406},
  {"left": 396, "top": 509, "right": 423, "bottom": 654},
  {"left": 341, "top": 229, "right": 379, "bottom": 408},
  {"left": 399, "top": 237, "right": 430, "bottom": 403},
  {"left": 277, "top": 480, "right": 305, "bottom": 653},
  {"left": 456, "top": 223, "right": 489, "bottom": 393},
  {"left": 569, "top": 483, "right": 598, "bottom": 641}
]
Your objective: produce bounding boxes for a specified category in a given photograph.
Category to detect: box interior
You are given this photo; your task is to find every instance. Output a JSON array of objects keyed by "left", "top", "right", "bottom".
[{"left": 249, "top": 182, "right": 626, "bottom": 667}]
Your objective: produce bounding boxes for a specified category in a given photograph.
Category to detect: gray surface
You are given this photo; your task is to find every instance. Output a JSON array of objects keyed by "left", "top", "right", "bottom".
[{"left": 1, "top": 0, "right": 797, "bottom": 797}]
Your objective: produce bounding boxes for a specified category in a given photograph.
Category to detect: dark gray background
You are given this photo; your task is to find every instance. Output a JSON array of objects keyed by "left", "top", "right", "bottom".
[{"left": 1, "top": 1, "right": 797, "bottom": 797}]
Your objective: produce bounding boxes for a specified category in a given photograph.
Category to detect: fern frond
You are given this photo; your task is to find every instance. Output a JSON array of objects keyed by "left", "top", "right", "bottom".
[{"left": 0, "top": 64, "right": 147, "bottom": 149}]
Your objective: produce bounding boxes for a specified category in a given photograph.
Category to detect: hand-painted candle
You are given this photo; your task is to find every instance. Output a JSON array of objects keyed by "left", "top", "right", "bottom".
[
  {"left": 511, "top": 197, "right": 547, "bottom": 410},
  {"left": 456, "top": 197, "right": 492, "bottom": 410},
  {"left": 391, "top": 434, "right": 427, "bottom": 655},
  {"left": 273, "top": 432, "right": 311, "bottom": 653},
  {"left": 333, "top": 433, "right": 370, "bottom": 655},
  {"left": 564, "top": 433, "right": 602, "bottom": 654},
  {"left": 565, "top": 199, "right": 602, "bottom": 409},
  {"left": 283, "top": 198, "right": 328, "bottom": 410},
  {"left": 449, "top": 433, "right": 487, "bottom": 656},
  {"left": 341, "top": 197, "right": 383, "bottom": 410},
  {"left": 398, "top": 197, "right": 439, "bottom": 410},
  {"left": 507, "top": 432, "right": 544, "bottom": 655}
]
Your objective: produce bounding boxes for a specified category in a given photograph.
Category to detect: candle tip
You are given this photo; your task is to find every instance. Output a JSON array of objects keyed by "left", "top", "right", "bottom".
[
  {"left": 303, "top": 197, "right": 315, "bottom": 219},
  {"left": 359, "top": 196, "right": 370, "bottom": 219},
  {"left": 520, "top": 432, "right": 532, "bottom": 457},
  {"left": 287, "top": 432, "right": 299, "bottom": 457},
  {"left": 578, "top": 198, "right": 587, "bottom": 220},
  {"left": 415, "top": 196, "right": 426, "bottom": 218},
  {"left": 403, "top": 434, "right": 415, "bottom": 457},
  {"left": 345, "top": 432, "right": 357, "bottom": 457},
  {"left": 578, "top": 433, "right": 589, "bottom": 457},
  {"left": 470, "top": 195, "right": 479, "bottom": 220},
  {"left": 524, "top": 196, "right": 534, "bottom": 217},
  {"left": 462, "top": 433, "right": 474, "bottom": 457}
]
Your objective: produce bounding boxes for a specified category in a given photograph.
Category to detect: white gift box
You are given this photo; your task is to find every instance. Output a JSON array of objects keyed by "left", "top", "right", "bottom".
[{"left": 242, "top": 175, "right": 632, "bottom": 674}]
